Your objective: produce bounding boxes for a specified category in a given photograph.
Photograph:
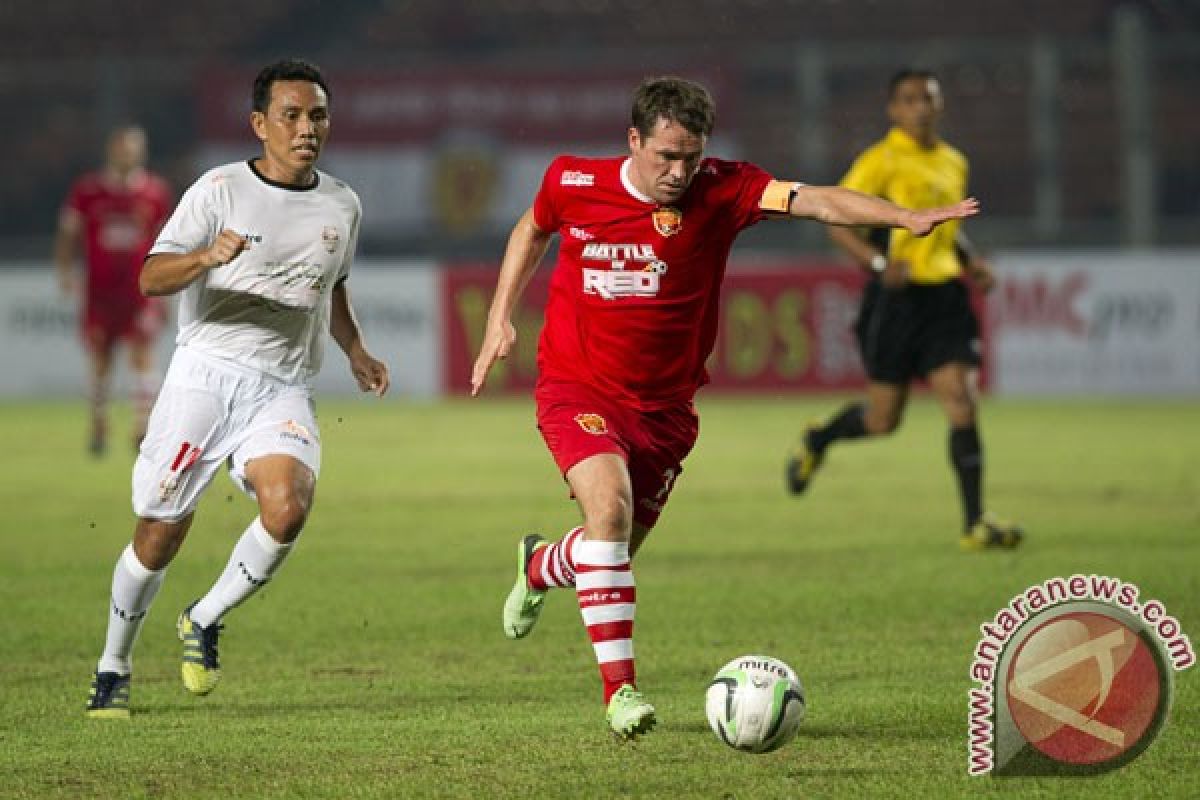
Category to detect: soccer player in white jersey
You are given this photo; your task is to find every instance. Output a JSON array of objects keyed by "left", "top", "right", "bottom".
[{"left": 85, "top": 59, "right": 390, "bottom": 718}]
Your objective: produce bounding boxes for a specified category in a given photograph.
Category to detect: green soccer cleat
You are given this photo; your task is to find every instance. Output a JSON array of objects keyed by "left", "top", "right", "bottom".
[
  {"left": 785, "top": 425, "right": 824, "bottom": 495},
  {"left": 85, "top": 670, "right": 131, "bottom": 719},
  {"left": 606, "top": 684, "right": 657, "bottom": 740},
  {"left": 503, "top": 534, "right": 548, "bottom": 640},
  {"left": 961, "top": 513, "right": 1025, "bottom": 551},
  {"left": 177, "top": 603, "right": 222, "bottom": 696}
]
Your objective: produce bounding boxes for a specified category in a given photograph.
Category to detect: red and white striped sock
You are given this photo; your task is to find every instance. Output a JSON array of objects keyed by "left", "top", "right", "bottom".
[
  {"left": 527, "top": 526, "right": 584, "bottom": 591},
  {"left": 575, "top": 539, "right": 636, "bottom": 703}
]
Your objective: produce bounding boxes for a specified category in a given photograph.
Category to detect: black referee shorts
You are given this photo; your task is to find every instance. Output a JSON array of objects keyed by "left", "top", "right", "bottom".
[{"left": 853, "top": 277, "right": 981, "bottom": 385}]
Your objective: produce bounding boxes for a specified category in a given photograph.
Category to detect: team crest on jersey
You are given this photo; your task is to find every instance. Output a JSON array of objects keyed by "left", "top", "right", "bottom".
[
  {"left": 652, "top": 206, "right": 683, "bottom": 237},
  {"left": 574, "top": 413, "right": 608, "bottom": 435},
  {"left": 321, "top": 226, "right": 340, "bottom": 254}
]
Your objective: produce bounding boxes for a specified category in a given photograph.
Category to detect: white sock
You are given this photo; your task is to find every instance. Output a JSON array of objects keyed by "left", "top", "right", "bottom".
[
  {"left": 190, "top": 518, "right": 292, "bottom": 628},
  {"left": 97, "top": 544, "right": 166, "bottom": 675}
]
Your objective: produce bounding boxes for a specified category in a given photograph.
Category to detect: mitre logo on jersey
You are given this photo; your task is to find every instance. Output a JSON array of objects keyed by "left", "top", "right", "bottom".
[
  {"left": 280, "top": 419, "right": 314, "bottom": 446},
  {"left": 652, "top": 206, "right": 683, "bottom": 237},
  {"left": 321, "top": 226, "right": 340, "bottom": 254},
  {"left": 580, "top": 243, "right": 668, "bottom": 300},
  {"left": 574, "top": 413, "right": 608, "bottom": 435},
  {"left": 561, "top": 170, "right": 595, "bottom": 187}
]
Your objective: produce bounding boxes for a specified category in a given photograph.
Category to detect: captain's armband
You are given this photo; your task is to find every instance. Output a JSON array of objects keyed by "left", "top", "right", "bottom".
[{"left": 759, "top": 180, "right": 805, "bottom": 214}]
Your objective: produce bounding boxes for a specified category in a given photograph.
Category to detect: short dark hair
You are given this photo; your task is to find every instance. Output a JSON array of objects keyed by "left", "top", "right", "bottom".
[
  {"left": 888, "top": 68, "right": 937, "bottom": 99},
  {"left": 631, "top": 76, "right": 715, "bottom": 139},
  {"left": 252, "top": 59, "right": 331, "bottom": 113}
]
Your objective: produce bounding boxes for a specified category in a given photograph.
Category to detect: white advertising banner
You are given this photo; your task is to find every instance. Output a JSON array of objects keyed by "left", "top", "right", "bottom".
[
  {"left": 0, "top": 262, "right": 440, "bottom": 398},
  {"left": 0, "top": 265, "right": 174, "bottom": 396},
  {"left": 309, "top": 262, "right": 441, "bottom": 398},
  {"left": 989, "top": 252, "right": 1200, "bottom": 395}
]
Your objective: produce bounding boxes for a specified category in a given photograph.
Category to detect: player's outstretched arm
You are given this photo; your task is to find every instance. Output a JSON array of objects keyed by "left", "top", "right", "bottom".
[
  {"left": 470, "top": 209, "right": 553, "bottom": 397},
  {"left": 789, "top": 185, "right": 979, "bottom": 237},
  {"left": 140, "top": 229, "right": 248, "bottom": 296},
  {"left": 331, "top": 281, "right": 389, "bottom": 397}
]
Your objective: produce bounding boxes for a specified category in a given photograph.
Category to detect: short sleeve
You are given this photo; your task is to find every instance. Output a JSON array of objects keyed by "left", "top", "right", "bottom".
[
  {"left": 150, "top": 175, "right": 218, "bottom": 255},
  {"left": 531, "top": 156, "right": 567, "bottom": 232},
  {"left": 730, "top": 161, "right": 776, "bottom": 230},
  {"left": 839, "top": 146, "right": 887, "bottom": 197},
  {"left": 336, "top": 195, "right": 361, "bottom": 284}
]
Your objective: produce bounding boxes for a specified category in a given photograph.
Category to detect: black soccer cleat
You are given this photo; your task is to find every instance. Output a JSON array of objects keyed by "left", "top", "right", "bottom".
[
  {"left": 86, "top": 670, "right": 131, "bottom": 719},
  {"left": 785, "top": 425, "right": 825, "bottom": 495}
]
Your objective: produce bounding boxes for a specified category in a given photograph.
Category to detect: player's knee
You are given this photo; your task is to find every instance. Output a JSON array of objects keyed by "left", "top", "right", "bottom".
[
  {"left": 865, "top": 410, "right": 902, "bottom": 436},
  {"left": 133, "top": 517, "right": 191, "bottom": 570},
  {"left": 943, "top": 394, "right": 976, "bottom": 427},
  {"left": 258, "top": 491, "right": 312, "bottom": 543},
  {"left": 585, "top": 493, "right": 633, "bottom": 539}
]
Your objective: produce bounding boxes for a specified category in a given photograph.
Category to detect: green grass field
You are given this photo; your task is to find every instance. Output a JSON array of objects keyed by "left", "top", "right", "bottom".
[{"left": 1, "top": 395, "right": 1196, "bottom": 799}]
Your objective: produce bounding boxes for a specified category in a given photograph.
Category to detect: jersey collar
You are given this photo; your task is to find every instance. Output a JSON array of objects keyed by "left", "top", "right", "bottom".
[
  {"left": 619, "top": 158, "right": 655, "bottom": 205},
  {"left": 102, "top": 167, "right": 147, "bottom": 191},
  {"left": 246, "top": 159, "right": 320, "bottom": 192},
  {"left": 887, "top": 127, "right": 940, "bottom": 152}
]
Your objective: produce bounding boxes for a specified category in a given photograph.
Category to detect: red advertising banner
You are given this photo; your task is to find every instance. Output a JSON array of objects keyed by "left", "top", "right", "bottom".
[
  {"left": 443, "top": 263, "right": 879, "bottom": 395},
  {"left": 709, "top": 265, "right": 869, "bottom": 392},
  {"left": 445, "top": 262, "right": 993, "bottom": 395}
]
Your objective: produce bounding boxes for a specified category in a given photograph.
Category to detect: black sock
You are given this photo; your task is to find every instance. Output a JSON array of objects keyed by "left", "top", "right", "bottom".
[
  {"left": 809, "top": 403, "right": 867, "bottom": 454},
  {"left": 950, "top": 425, "right": 984, "bottom": 530}
]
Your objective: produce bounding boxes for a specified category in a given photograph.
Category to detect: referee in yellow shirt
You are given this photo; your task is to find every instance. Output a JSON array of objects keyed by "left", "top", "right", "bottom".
[{"left": 787, "top": 69, "right": 1022, "bottom": 550}]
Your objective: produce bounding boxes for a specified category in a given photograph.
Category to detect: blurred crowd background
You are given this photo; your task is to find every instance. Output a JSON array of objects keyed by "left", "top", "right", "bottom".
[{"left": 3, "top": 0, "right": 1198, "bottom": 260}]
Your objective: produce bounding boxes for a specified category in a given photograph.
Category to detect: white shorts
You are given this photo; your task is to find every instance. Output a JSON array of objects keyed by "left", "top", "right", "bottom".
[{"left": 132, "top": 346, "right": 321, "bottom": 521}]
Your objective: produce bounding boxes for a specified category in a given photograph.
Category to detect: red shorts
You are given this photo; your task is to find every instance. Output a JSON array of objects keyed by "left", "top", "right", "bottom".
[
  {"left": 535, "top": 379, "right": 700, "bottom": 529},
  {"left": 82, "top": 296, "right": 165, "bottom": 351}
]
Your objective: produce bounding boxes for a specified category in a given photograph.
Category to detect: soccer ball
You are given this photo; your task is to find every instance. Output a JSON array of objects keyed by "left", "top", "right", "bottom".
[{"left": 705, "top": 654, "right": 806, "bottom": 753}]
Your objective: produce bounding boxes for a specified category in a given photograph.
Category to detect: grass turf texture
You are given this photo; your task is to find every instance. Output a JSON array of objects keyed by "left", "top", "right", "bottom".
[{"left": 0, "top": 396, "right": 1196, "bottom": 799}]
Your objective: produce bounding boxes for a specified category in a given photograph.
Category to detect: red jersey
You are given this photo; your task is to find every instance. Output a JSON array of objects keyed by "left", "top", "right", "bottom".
[
  {"left": 61, "top": 170, "right": 172, "bottom": 307},
  {"left": 532, "top": 155, "right": 775, "bottom": 410}
]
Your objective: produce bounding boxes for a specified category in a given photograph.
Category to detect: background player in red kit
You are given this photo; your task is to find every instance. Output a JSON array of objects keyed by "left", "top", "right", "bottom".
[
  {"left": 470, "top": 76, "right": 979, "bottom": 739},
  {"left": 54, "top": 125, "right": 172, "bottom": 455}
]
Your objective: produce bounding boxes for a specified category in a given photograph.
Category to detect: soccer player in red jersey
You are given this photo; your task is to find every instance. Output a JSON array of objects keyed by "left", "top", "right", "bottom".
[
  {"left": 54, "top": 125, "right": 172, "bottom": 455},
  {"left": 470, "top": 77, "right": 979, "bottom": 739}
]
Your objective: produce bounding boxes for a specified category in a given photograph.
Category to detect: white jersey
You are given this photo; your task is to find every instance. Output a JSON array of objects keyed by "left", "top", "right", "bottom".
[{"left": 150, "top": 159, "right": 361, "bottom": 385}]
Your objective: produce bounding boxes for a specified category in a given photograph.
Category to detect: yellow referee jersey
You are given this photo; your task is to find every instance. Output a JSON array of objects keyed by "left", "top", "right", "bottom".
[{"left": 839, "top": 127, "right": 968, "bottom": 284}]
